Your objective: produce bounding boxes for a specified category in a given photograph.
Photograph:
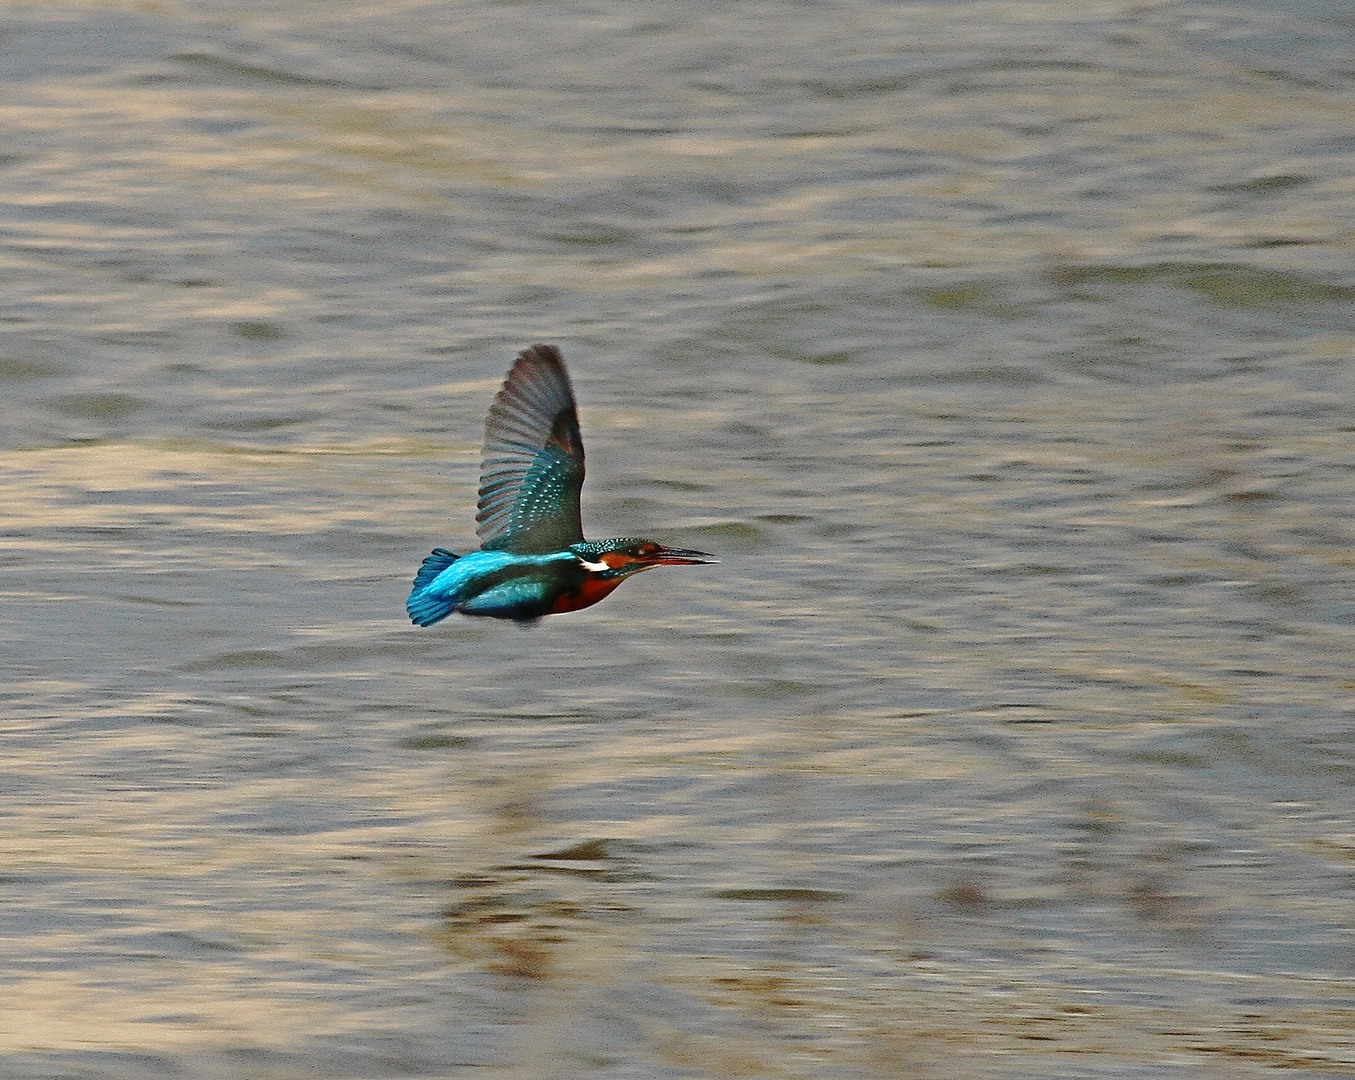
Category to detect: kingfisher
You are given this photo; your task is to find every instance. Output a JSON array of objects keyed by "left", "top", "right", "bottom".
[{"left": 407, "top": 344, "right": 717, "bottom": 626}]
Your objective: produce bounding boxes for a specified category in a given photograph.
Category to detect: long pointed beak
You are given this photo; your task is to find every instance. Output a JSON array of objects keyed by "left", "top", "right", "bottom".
[{"left": 650, "top": 546, "right": 719, "bottom": 566}]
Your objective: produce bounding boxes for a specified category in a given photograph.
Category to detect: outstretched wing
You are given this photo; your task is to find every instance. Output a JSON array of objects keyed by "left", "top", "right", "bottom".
[{"left": 476, "top": 344, "right": 585, "bottom": 554}]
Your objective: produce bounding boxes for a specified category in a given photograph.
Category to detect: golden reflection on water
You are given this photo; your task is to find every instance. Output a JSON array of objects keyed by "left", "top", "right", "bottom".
[
  {"left": 9, "top": 11, "right": 1352, "bottom": 297},
  {"left": 4, "top": 1, "right": 1355, "bottom": 1075}
]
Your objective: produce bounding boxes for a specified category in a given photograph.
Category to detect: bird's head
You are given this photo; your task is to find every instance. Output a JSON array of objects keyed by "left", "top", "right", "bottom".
[{"left": 571, "top": 537, "right": 719, "bottom": 580}]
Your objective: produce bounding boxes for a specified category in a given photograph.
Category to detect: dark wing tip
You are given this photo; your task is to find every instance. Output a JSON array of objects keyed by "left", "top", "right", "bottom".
[
  {"left": 495, "top": 344, "right": 576, "bottom": 419},
  {"left": 521, "top": 343, "right": 563, "bottom": 364},
  {"left": 493, "top": 344, "right": 577, "bottom": 432},
  {"left": 510, "top": 345, "right": 568, "bottom": 387}
]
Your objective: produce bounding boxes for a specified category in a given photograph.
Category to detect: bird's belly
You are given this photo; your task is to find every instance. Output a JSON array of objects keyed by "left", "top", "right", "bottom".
[{"left": 549, "top": 575, "right": 623, "bottom": 614}]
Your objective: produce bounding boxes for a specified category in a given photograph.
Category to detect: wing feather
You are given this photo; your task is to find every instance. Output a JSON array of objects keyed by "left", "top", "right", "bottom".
[{"left": 476, "top": 344, "right": 585, "bottom": 553}]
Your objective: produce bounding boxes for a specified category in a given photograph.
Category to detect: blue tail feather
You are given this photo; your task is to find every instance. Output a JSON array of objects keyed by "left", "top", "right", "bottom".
[
  {"left": 408, "top": 590, "right": 457, "bottom": 627},
  {"left": 408, "top": 548, "right": 462, "bottom": 626},
  {"left": 412, "top": 547, "right": 459, "bottom": 590}
]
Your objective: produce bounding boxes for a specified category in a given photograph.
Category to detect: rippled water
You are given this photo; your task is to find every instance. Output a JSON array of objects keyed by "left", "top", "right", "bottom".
[{"left": 2, "top": 1, "right": 1354, "bottom": 1076}]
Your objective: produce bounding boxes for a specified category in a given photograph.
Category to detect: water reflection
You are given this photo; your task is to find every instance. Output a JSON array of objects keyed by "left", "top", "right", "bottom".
[{"left": 2, "top": 0, "right": 1354, "bottom": 1076}]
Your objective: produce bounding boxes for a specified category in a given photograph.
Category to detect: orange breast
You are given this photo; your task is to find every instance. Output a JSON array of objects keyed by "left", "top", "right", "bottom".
[{"left": 550, "top": 575, "right": 624, "bottom": 614}]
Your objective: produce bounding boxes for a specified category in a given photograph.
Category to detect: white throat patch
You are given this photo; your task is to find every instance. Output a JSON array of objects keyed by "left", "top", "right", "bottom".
[{"left": 577, "top": 557, "right": 609, "bottom": 572}]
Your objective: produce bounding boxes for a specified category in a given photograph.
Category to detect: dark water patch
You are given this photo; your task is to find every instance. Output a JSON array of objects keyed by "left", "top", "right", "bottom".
[
  {"left": 143, "top": 929, "right": 247, "bottom": 955},
  {"left": 113, "top": 594, "right": 204, "bottom": 607},
  {"left": 1198, "top": 728, "right": 1350, "bottom": 783},
  {"left": 1114, "top": 343, "right": 1206, "bottom": 395},
  {"left": 912, "top": 364, "right": 1047, "bottom": 386},
  {"left": 938, "top": 881, "right": 988, "bottom": 910},
  {"left": 727, "top": 679, "right": 826, "bottom": 700},
  {"left": 397, "top": 732, "right": 472, "bottom": 750},
  {"left": 800, "top": 71, "right": 925, "bottom": 99},
  {"left": 979, "top": 563, "right": 1073, "bottom": 578},
  {"left": 293, "top": 642, "right": 412, "bottom": 666},
  {"left": 1208, "top": 173, "right": 1312, "bottom": 195},
  {"left": 74, "top": 487, "right": 179, "bottom": 506},
  {"left": 922, "top": 283, "right": 986, "bottom": 310},
  {"left": 565, "top": 123, "right": 688, "bottom": 139},
  {"left": 1145, "top": 573, "right": 1220, "bottom": 588},
  {"left": 179, "top": 649, "right": 287, "bottom": 672},
  {"left": 169, "top": 51, "right": 388, "bottom": 91},
  {"left": 181, "top": 116, "right": 258, "bottom": 136},
  {"left": 1122, "top": 748, "right": 1212, "bottom": 769},
  {"left": 232, "top": 321, "right": 285, "bottom": 341},
  {"left": 639, "top": 477, "right": 710, "bottom": 492},
  {"left": 97, "top": 330, "right": 179, "bottom": 349},
  {"left": 530, "top": 839, "right": 618, "bottom": 861},
  {"left": 203, "top": 415, "right": 307, "bottom": 433},
  {"left": 305, "top": 528, "right": 413, "bottom": 557},
  {"left": 1239, "top": 66, "right": 1332, "bottom": 91},
  {"left": 1050, "top": 262, "right": 1355, "bottom": 306},
  {"left": 682, "top": 521, "right": 767, "bottom": 550},
  {"left": 541, "top": 223, "right": 639, "bottom": 248},
  {"left": 52, "top": 394, "right": 148, "bottom": 420},
  {"left": 0, "top": 356, "right": 66, "bottom": 381},
  {"left": 434, "top": 875, "right": 618, "bottom": 979},
  {"left": 796, "top": 348, "right": 856, "bottom": 365},
  {"left": 712, "top": 888, "right": 849, "bottom": 902}
]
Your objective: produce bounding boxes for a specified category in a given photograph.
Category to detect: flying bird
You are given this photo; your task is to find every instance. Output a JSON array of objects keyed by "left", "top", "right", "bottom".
[{"left": 407, "top": 344, "right": 717, "bottom": 625}]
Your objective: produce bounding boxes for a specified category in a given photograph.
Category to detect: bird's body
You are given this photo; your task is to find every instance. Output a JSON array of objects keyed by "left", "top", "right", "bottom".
[{"left": 407, "top": 345, "right": 715, "bottom": 626}]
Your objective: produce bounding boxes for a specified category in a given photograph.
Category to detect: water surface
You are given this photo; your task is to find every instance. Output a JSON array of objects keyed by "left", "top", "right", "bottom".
[{"left": 1, "top": 1, "right": 1354, "bottom": 1076}]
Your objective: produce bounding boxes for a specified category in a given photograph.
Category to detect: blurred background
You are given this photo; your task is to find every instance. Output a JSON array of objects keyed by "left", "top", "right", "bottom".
[{"left": 1, "top": 0, "right": 1353, "bottom": 1076}]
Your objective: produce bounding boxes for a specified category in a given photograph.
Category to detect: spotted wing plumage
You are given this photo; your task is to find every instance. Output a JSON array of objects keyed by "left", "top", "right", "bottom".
[{"left": 476, "top": 344, "right": 585, "bottom": 554}]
